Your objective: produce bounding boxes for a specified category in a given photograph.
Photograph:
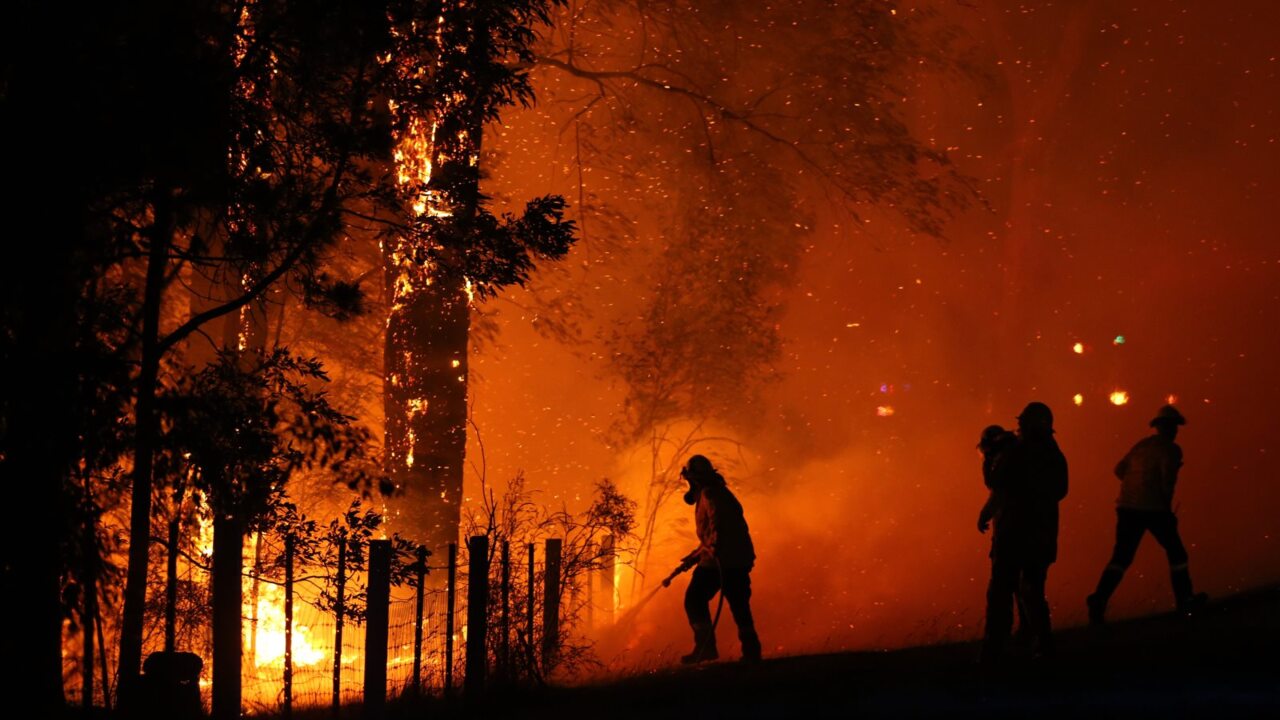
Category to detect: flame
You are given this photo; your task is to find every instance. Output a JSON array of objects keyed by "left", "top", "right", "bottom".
[
  {"left": 1109, "top": 390, "right": 1130, "bottom": 406},
  {"left": 248, "top": 583, "right": 324, "bottom": 668}
]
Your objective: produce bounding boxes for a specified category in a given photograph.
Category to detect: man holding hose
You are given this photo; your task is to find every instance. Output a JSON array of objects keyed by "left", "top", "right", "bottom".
[{"left": 677, "top": 454, "right": 761, "bottom": 664}]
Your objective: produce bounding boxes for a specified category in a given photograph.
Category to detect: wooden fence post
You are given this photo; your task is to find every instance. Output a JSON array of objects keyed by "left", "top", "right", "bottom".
[
  {"left": 464, "top": 535, "right": 490, "bottom": 697},
  {"left": 445, "top": 542, "right": 457, "bottom": 696},
  {"left": 526, "top": 543, "right": 535, "bottom": 672},
  {"left": 364, "top": 539, "right": 392, "bottom": 719},
  {"left": 283, "top": 533, "right": 294, "bottom": 719},
  {"left": 412, "top": 546, "right": 427, "bottom": 696},
  {"left": 542, "top": 539, "right": 562, "bottom": 674},
  {"left": 500, "top": 541, "right": 511, "bottom": 681},
  {"left": 331, "top": 532, "right": 346, "bottom": 716}
]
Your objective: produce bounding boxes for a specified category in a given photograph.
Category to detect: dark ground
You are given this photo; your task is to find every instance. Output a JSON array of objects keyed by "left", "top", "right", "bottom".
[{"left": 374, "top": 583, "right": 1280, "bottom": 720}]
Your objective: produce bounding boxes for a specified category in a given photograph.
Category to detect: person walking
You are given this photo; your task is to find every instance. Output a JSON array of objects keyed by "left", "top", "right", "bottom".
[
  {"left": 677, "top": 454, "right": 761, "bottom": 664},
  {"left": 1086, "top": 405, "right": 1208, "bottom": 625}
]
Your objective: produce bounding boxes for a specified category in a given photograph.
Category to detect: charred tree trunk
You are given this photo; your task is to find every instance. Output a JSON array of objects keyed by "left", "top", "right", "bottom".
[
  {"left": 7, "top": 312, "right": 77, "bottom": 711},
  {"left": 119, "top": 187, "right": 175, "bottom": 706},
  {"left": 83, "top": 516, "right": 99, "bottom": 710},
  {"left": 0, "top": 13, "right": 82, "bottom": 709},
  {"left": 383, "top": 273, "right": 470, "bottom": 551},
  {"left": 383, "top": 3, "right": 496, "bottom": 552},
  {"left": 211, "top": 510, "right": 244, "bottom": 720},
  {"left": 248, "top": 530, "right": 264, "bottom": 664},
  {"left": 165, "top": 486, "right": 184, "bottom": 653}
]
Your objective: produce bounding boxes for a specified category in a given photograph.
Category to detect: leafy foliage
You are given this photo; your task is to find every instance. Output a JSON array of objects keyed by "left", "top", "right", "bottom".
[{"left": 163, "top": 349, "right": 385, "bottom": 526}]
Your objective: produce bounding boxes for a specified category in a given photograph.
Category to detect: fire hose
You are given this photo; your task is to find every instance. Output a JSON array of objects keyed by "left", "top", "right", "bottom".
[{"left": 662, "top": 554, "right": 727, "bottom": 632}]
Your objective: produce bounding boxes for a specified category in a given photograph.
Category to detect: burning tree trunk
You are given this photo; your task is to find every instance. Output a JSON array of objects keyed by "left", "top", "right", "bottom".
[
  {"left": 383, "top": 2, "right": 483, "bottom": 551},
  {"left": 383, "top": 253, "right": 471, "bottom": 550},
  {"left": 384, "top": 1, "right": 575, "bottom": 548}
]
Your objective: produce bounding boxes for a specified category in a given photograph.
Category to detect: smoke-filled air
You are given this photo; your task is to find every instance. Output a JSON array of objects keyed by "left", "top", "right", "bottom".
[{"left": 4, "top": 1, "right": 1279, "bottom": 719}]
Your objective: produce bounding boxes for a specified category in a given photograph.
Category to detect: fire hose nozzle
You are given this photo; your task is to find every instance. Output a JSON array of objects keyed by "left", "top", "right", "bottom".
[{"left": 661, "top": 558, "right": 696, "bottom": 587}]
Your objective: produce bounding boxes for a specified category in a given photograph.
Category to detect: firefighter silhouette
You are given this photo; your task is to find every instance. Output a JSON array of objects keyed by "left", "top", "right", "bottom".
[
  {"left": 1087, "top": 405, "right": 1208, "bottom": 624},
  {"left": 677, "top": 455, "right": 761, "bottom": 664},
  {"left": 980, "top": 402, "right": 1068, "bottom": 664}
]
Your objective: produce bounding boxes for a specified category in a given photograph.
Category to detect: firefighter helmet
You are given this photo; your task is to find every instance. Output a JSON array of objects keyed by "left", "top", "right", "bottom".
[
  {"left": 1150, "top": 404, "right": 1186, "bottom": 427},
  {"left": 1017, "top": 401, "right": 1055, "bottom": 432}
]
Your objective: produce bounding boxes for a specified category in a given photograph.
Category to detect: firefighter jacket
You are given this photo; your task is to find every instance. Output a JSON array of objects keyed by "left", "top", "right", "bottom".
[
  {"left": 1115, "top": 434, "right": 1182, "bottom": 511},
  {"left": 690, "top": 478, "right": 756, "bottom": 571},
  {"left": 988, "top": 432, "right": 1069, "bottom": 564}
]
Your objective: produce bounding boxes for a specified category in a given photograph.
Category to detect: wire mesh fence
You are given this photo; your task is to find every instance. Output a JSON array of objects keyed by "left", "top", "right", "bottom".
[{"left": 60, "top": 531, "right": 611, "bottom": 716}]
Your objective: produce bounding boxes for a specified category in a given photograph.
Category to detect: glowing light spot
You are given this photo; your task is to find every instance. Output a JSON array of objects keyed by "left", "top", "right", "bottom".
[
  {"left": 1113, "top": 335, "right": 1126, "bottom": 346},
  {"left": 1166, "top": 394, "right": 1178, "bottom": 405},
  {"left": 1072, "top": 342, "right": 1085, "bottom": 354},
  {"left": 451, "top": 359, "right": 461, "bottom": 368},
  {"left": 1073, "top": 393, "right": 1084, "bottom": 406},
  {"left": 1109, "top": 390, "right": 1130, "bottom": 406},
  {"left": 876, "top": 406, "right": 895, "bottom": 417}
]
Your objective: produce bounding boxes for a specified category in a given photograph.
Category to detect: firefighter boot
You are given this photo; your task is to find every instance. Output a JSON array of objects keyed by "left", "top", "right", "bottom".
[
  {"left": 681, "top": 623, "right": 718, "bottom": 664},
  {"left": 1087, "top": 566, "right": 1125, "bottom": 626},
  {"left": 739, "top": 628, "right": 762, "bottom": 664},
  {"left": 1172, "top": 565, "right": 1208, "bottom": 616}
]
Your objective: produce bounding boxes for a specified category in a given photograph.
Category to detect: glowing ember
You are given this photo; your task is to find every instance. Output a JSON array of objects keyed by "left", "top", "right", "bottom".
[
  {"left": 1072, "top": 342, "right": 1084, "bottom": 354},
  {"left": 1109, "top": 390, "right": 1130, "bottom": 406},
  {"left": 1073, "top": 393, "right": 1084, "bottom": 406},
  {"left": 876, "top": 406, "right": 895, "bottom": 417},
  {"left": 1166, "top": 393, "right": 1178, "bottom": 405}
]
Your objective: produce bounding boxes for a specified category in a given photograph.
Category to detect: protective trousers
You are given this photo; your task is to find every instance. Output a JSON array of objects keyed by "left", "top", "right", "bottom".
[
  {"left": 684, "top": 565, "right": 761, "bottom": 660},
  {"left": 1092, "top": 508, "right": 1196, "bottom": 608},
  {"left": 982, "top": 556, "right": 1052, "bottom": 662}
]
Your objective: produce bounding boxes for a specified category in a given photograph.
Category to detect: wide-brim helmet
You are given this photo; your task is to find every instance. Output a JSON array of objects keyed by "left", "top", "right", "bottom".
[
  {"left": 1016, "top": 401, "right": 1055, "bottom": 432},
  {"left": 1150, "top": 404, "right": 1186, "bottom": 428}
]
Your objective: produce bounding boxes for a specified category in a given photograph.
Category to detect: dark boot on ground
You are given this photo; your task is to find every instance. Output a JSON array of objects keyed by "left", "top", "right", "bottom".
[
  {"left": 739, "top": 628, "right": 762, "bottom": 664},
  {"left": 1030, "top": 630, "right": 1056, "bottom": 661},
  {"left": 1171, "top": 566, "right": 1208, "bottom": 616},
  {"left": 1088, "top": 566, "right": 1125, "bottom": 626},
  {"left": 978, "top": 633, "right": 1006, "bottom": 668},
  {"left": 681, "top": 623, "right": 718, "bottom": 664},
  {"left": 1086, "top": 593, "right": 1107, "bottom": 626},
  {"left": 1177, "top": 590, "right": 1209, "bottom": 617}
]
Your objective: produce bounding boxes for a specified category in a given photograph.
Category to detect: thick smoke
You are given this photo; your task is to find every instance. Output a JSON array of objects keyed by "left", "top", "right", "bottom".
[{"left": 459, "top": 0, "right": 1280, "bottom": 668}]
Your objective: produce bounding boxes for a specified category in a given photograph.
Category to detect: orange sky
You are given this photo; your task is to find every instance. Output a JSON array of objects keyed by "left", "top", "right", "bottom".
[{"left": 359, "top": 1, "right": 1280, "bottom": 666}]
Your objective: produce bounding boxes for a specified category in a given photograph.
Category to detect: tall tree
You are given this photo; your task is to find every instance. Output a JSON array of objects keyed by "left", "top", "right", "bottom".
[
  {"left": 0, "top": 1, "right": 231, "bottom": 709},
  {"left": 109, "top": 1, "right": 417, "bottom": 705},
  {"left": 166, "top": 349, "right": 377, "bottom": 719},
  {"left": 382, "top": 0, "right": 575, "bottom": 550}
]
